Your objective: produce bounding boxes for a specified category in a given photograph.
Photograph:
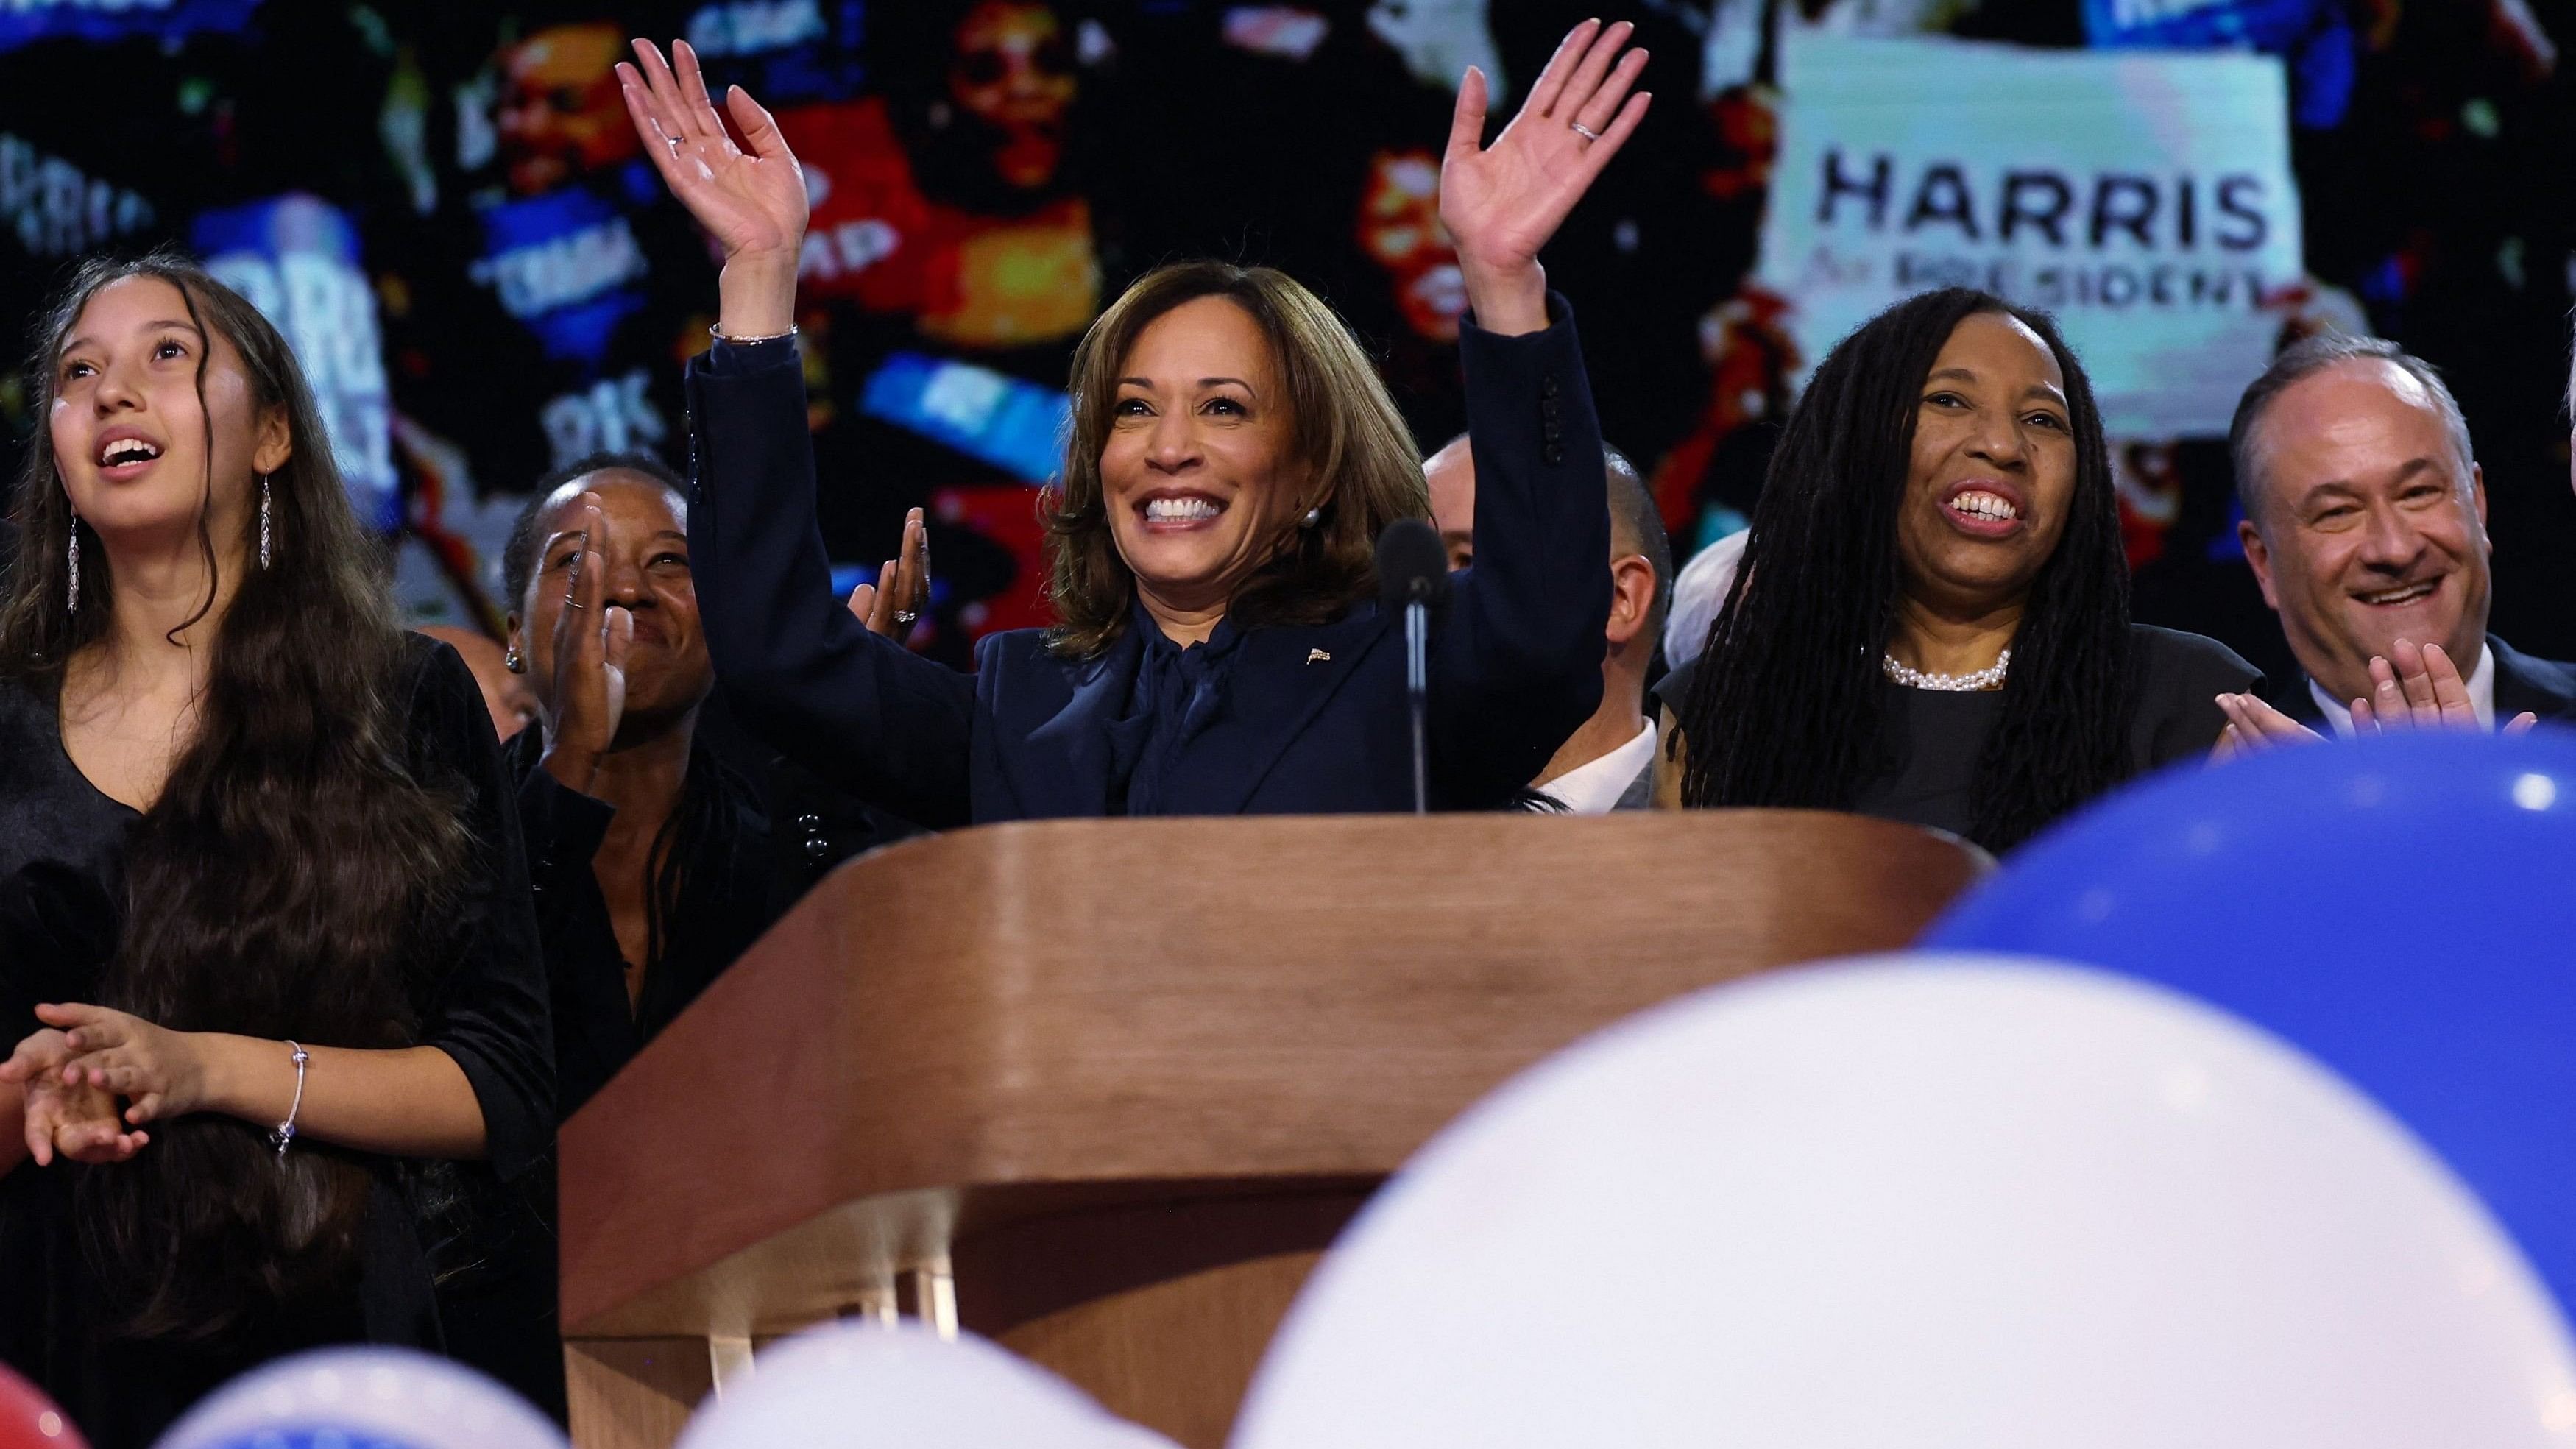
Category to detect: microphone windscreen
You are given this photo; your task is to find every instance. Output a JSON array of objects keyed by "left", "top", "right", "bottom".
[{"left": 1375, "top": 517, "right": 1452, "bottom": 613}]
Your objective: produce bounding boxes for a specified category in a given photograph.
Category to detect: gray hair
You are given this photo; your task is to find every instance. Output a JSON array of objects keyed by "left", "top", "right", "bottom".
[{"left": 2227, "top": 332, "right": 2474, "bottom": 525}]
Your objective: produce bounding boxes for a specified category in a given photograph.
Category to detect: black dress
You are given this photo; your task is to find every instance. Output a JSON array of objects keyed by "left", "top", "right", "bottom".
[
  {"left": 0, "top": 639, "right": 553, "bottom": 1448},
  {"left": 1656, "top": 624, "right": 2259, "bottom": 849},
  {"left": 505, "top": 727, "right": 780, "bottom": 1122}
]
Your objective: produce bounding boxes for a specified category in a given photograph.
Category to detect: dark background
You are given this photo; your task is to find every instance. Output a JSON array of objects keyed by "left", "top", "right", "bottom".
[{"left": 5, "top": 0, "right": 2572, "bottom": 683}]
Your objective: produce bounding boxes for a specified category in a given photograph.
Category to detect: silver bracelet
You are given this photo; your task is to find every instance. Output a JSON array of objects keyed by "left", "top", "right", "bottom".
[
  {"left": 708, "top": 322, "right": 799, "bottom": 345},
  {"left": 269, "top": 1040, "right": 310, "bottom": 1160}
]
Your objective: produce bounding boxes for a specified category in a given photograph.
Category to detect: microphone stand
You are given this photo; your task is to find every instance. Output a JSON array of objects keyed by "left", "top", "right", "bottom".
[{"left": 1405, "top": 593, "right": 1430, "bottom": 815}]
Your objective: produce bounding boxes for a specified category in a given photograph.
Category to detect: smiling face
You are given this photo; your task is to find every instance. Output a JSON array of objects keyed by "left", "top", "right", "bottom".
[
  {"left": 1357, "top": 149, "right": 1465, "bottom": 343},
  {"left": 2240, "top": 360, "right": 2491, "bottom": 706},
  {"left": 509, "top": 471, "right": 712, "bottom": 742},
  {"left": 1893, "top": 311, "right": 2078, "bottom": 618},
  {"left": 1098, "top": 294, "right": 1315, "bottom": 626},
  {"left": 50, "top": 274, "right": 285, "bottom": 561},
  {"left": 950, "top": 0, "right": 1075, "bottom": 188},
  {"left": 495, "top": 22, "right": 639, "bottom": 197}
]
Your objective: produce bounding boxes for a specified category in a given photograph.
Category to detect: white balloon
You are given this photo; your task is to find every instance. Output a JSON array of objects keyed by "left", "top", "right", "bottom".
[
  {"left": 154, "top": 1346, "right": 565, "bottom": 1449},
  {"left": 676, "top": 1322, "right": 1176, "bottom": 1449},
  {"left": 1234, "top": 954, "right": 2576, "bottom": 1449}
]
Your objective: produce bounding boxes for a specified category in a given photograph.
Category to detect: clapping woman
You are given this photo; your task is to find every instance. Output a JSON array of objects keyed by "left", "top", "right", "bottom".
[
  {"left": 1657, "top": 288, "right": 2259, "bottom": 851},
  {"left": 0, "top": 255, "right": 550, "bottom": 1444},
  {"left": 617, "top": 22, "right": 1649, "bottom": 821},
  {"left": 498, "top": 453, "right": 926, "bottom": 1119}
]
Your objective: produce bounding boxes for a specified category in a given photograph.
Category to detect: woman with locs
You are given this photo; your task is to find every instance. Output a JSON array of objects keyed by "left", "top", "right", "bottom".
[
  {"left": 1655, "top": 288, "right": 2259, "bottom": 851},
  {"left": 616, "top": 22, "right": 1649, "bottom": 821},
  {"left": 0, "top": 253, "right": 551, "bottom": 1445}
]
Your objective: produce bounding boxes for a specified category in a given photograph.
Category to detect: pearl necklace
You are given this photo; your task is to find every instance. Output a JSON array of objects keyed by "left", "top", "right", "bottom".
[{"left": 1883, "top": 647, "right": 2011, "bottom": 692}]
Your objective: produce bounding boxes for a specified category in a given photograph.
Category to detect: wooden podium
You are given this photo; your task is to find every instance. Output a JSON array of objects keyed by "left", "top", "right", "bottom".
[{"left": 558, "top": 812, "right": 1981, "bottom": 1448}]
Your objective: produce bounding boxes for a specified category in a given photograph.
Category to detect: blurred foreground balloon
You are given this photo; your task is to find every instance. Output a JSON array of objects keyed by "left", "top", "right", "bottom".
[
  {"left": 153, "top": 1347, "right": 563, "bottom": 1449},
  {"left": 676, "top": 1322, "right": 1175, "bottom": 1449},
  {"left": 1927, "top": 730, "right": 2576, "bottom": 1315},
  {"left": 1232, "top": 955, "right": 2576, "bottom": 1449},
  {"left": 0, "top": 1364, "right": 84, "bottom": 1449}
]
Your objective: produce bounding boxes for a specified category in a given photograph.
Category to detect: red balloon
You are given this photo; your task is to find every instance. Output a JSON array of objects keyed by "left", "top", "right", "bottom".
[{"left": 0, "top": 1365, "right": 85, "bottom": 1449}]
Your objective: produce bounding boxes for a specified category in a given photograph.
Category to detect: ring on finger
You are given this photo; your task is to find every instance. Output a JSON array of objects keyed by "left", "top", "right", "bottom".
[
  {"left": 893, "top": 610, "right": 919, "bottom": 626},
  {"left": 1569, "top": 121, "right": 1602, "bottom": 142}
]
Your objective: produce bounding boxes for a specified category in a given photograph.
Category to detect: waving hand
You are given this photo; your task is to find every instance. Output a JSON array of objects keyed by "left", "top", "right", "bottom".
[
  {"left": 1440, "top": 19, "right": 1652, "bottom": 335},
  {"left": 619, "top": 38, "right": 806, "bottom": 337}
]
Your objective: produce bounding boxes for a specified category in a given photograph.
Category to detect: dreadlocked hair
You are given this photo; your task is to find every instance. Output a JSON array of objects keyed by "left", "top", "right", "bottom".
[
  {"left": 1675, "top": 287, "right": 2134, "bottom": 851},
  {"left": 2, "top": 250, "right": 470, "bottom": 1338}
]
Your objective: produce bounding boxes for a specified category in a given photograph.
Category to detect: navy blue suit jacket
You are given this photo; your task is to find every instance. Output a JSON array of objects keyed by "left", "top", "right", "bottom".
[{"left": 685, "top": 305, "right": 1609, "bottom": 827}]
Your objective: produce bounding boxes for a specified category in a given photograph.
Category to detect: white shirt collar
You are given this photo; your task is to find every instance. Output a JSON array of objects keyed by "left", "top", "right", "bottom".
[
  {"left": 2307, "top": 641, "right": 2494, "bottom": 737},
  {"left": 1535, "top": 719, "right": 1657, "bottom": 815}
]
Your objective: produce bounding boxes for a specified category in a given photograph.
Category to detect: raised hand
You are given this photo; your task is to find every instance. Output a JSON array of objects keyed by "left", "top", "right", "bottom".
[
  {"left": 3, "top": 1027, "right": 146, "bottom": 1166},
  {"left": 848, "top": 507, "right": 933, "bottom": 641},
  {"left": 618, "top": 38, "right": 805, "bottom": 336},
  {"left": 1440, "top": 18, "right": 1652, "bottom": 335},
  {"left": 538, "top": 495, "right": 635, "bottom": 796}
]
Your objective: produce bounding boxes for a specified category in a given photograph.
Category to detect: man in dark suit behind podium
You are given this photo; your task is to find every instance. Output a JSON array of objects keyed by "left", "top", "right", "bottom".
[
  {"left": 2229, "top": 333, "right": 2575, "bottom": 737},
  {"left": 1427, "top": 436, "right": 1671, "bottom": 811}
]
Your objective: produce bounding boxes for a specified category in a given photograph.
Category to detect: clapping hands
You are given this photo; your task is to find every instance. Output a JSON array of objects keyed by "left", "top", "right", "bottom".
[
  {"left": 847, "top": 507, "right": 933, "bottom": 641},
  {"left": 4, "top": 1024, "right": 147, "bottom": 1166},
  {"left": 537, "top": 494, "right": 634, "bottom": 794},
  {"left": 2215, "top": 637, "right": 2538, "bottom": 759}
]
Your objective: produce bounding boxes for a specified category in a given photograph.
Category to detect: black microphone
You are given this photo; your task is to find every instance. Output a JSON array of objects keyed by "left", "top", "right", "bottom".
[{"left": 1376, "top": 519, "right": 1451, "bottom": 815}]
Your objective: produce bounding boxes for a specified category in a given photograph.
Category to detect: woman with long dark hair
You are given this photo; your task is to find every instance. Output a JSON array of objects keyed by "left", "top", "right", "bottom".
[
  {"left": 1659, "top": 288, "right": 2257, "bottom": 851},
  {"left": 0, "top": 252, "right": 550, "bottom": 1445}
]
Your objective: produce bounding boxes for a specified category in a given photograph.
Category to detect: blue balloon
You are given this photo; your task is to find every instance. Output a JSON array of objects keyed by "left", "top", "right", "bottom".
[{"left": 1926, "top": 729, "right": 2576, "bottom": 1317}]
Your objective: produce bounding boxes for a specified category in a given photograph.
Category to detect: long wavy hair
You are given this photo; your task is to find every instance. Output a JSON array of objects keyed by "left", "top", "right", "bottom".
[
  {"left": 1042, "top": 261, "right": 1430, "bottom": 657},
  {"left": 1675, "top": 288, "right": 2134, "bottom": 851},
  {"left": 1, "top": 250, "right": 468, "bottom": 1338}
]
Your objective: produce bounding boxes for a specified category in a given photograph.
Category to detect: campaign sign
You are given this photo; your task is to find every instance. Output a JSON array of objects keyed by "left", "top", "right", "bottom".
[
  {"left": 860, "top": 352, "right": 1069, "bottom": 484},
  {"left": 1756, "top": 35, "right": 2304, "bottom": 437},
  {"left": 2082, "top": 0, "right": 2328, "bottom": 50},
  {"left": 685, "top": 0, "right": 869, "bottom": 105},
  {"left": 468, "top": 164, "right": 659, "bottom": 369},
  {"left": 194, "top": 195, "right": 401, "bottom": 530},
  {"left": 0, "top": 0, "right": 259, "bottom": 52}
]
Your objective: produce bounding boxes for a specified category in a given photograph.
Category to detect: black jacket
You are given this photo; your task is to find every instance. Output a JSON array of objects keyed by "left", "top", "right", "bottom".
[
  {"left": 685, "top": 300, "right": 1611, "bottom": 825},
  {"left": 505, "top": 730, "right": 778, "bottom": 1121}
]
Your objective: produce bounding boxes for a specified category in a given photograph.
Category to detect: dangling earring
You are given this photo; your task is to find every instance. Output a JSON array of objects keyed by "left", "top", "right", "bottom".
[
  {"left": 258, "top": 474, "right": 272, "bottom": 570},
  {"left": 65, "top": 517, "right": 79, "bottom": 614},
  {"left": 503, "top": 645, "right": 525, "bottom": 674},
  {"left": 1301, "top": 505, "right": 1321, "bottom": 528}
]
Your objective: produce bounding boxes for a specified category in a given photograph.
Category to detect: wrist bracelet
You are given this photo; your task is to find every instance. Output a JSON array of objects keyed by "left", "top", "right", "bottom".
[
  {"left": 269, "top": 1040, "right": 310, "bottom": 1160},
  {"left": 709, "top": 322, "right": 799, "bottom": 345}
]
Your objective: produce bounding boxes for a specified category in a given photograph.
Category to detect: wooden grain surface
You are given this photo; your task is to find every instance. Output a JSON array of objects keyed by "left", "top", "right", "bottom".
[{"left": 559, "top": 810, "right": 1982, "bottom": 1338}]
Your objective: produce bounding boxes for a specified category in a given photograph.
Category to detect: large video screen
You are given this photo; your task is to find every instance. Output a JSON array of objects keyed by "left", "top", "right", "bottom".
[{"left": 6, "top": 0, "right": 2570, "bottom": 680}]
